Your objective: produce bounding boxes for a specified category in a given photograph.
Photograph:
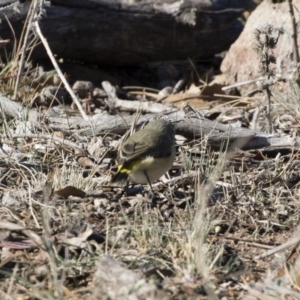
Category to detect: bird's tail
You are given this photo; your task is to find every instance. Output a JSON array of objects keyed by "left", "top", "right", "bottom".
[{"left": 111, "top": 164, "right": 129, "bottom": 185}]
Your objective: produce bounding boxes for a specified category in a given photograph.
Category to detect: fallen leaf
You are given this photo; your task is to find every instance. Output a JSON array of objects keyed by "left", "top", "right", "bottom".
[{"left": 54, "top": 186, "right": 86, "bottom": 198}]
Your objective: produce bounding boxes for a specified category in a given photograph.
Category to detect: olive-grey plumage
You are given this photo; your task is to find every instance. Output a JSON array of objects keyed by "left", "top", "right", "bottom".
[{"left": 111, "top": 119, "right": 176, "bottom": 186}]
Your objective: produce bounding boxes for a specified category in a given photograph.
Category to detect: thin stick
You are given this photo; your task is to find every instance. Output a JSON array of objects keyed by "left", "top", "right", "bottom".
[
  {"left": 7, "top": 133, "right": 81, "bottom": 151},
  {"left": 254, "top": 236, "right": 300, "bottom": 261},
  {"left": 13, "top": 0, "right": 38, "bottom": 100},
  {"left": 288, "top": 0, "right": 300, "bottom": 65},
  {"left": 220, "top": 236, "right": 276, "bottom": 249},
  {"left": 6, "top": 263, "right": 18, "bottom": 298},
  {"left": 222, "top": 77, "right": 267, "bottom": 92},
  {"left": 266, "top": 86, "right": 273, "bottom": 133},
  {"left": 33, "top": 21, "right": 89, "bottom": 121}
]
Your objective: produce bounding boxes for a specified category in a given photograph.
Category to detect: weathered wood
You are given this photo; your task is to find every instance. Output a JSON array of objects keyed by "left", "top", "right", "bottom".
[
  {"left": 0, "top": 0, "right": 255, "bottom": 65},
  {"left": 2, "top": 91, "right": 300, "bottom": 152}
]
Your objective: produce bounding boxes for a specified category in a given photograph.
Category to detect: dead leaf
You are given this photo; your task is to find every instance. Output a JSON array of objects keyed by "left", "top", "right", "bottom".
[
  {"left": 64, "top": 227, "right": 93, "bottom": 248},
  {"left": 54, "top": 186, "right": 86, "bottom": 198},
  {"left": 52, "top": 131, "right": 64, "bottom": 138},
  {"left": 162, "top": 78, "right": 231, "bottom": 109},
  {"left": 209, "top": 73, "right": 228, "bottom": 86}
]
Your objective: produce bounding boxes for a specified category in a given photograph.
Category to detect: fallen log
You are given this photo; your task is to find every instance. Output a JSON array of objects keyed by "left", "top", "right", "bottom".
[
  {"left": 2, "top": 90, "right": 300, "bottom": 152},
  {"left": 0, "top": 0, "right": 255, "bottom": 65}
]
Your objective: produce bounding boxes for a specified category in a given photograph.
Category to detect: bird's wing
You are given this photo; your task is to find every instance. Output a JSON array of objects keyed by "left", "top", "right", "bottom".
[{"left": 118, "top": 140, "right": 154, "bottom": 164}]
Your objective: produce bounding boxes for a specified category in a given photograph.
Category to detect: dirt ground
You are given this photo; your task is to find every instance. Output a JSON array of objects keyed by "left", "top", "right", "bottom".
[{"left": 1, "top": 2, "right": 300, "bottom": 300}]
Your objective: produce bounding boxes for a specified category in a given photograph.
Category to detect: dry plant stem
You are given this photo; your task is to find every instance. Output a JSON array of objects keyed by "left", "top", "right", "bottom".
[
  {"left": 193, "top": 132, "right": 253, "bottom": 272},
  {"left": 7, "top": 263, "right": 18, "bottom": 298},
  {"left": 33, "top": 21, "right": 89, "bottom": 121},
  {"left": 193, "top": 155, "right": 226, "bottom": 237},
  {"left": 288, "top": 0, "right": 300, "bottom": 66},
  {"left": 266, "top": 86, "right": 273, "bottom": 133},
  {"left": 122, "top": 86, "right": 159, "bottom": 93},
  {"left": 193, "top": 177, "right": 217, "bottom": 293},
  {"left": 13, "top": 0, "right": 38, "bottom": 100},
  {"left": 2, "top": 16, "right": 16, "bottom": 61},
  {"left": 42, "top": 183, "right": 63, "bottom": 299},
  {"left": 28, "top": 189, "right": 40, "bottom": 228},
  {"left": 192, "top": 134, "right": 228, "bottom": 275},
  {"left": 254, "top": 25, "right": 284, "bottom": 133},
  {"left": 222, "top": 76, "right": 267, "bottom": 92},
  {"left": 254, "top": 236, "right": 300, "bottom": 261}
]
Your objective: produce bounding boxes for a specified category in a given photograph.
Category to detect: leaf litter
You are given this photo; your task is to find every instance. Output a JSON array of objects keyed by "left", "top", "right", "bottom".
[{"left": 1, "top": 14, "right": 300, "bottom": 300}]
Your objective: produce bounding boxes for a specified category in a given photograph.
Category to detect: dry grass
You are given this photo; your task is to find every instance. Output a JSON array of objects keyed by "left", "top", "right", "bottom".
[
  {"left": 1, "top": 115, "right": 300, "bottom": 299},
  {"left": 2, "top": 11, "right": 300, "bottom": 300}
]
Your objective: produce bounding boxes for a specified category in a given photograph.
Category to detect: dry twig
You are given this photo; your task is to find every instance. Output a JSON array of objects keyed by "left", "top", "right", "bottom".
[
  {"left": 33, "top": 21, "right": 89, "bottom": 121},
  {"left": 254, "top": 236, "right": 300, "bottom": 261}
]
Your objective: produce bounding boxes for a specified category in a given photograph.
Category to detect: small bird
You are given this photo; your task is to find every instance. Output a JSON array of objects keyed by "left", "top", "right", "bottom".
[{"left": 111, "top": 119, "right": 176, "bottom": 196}]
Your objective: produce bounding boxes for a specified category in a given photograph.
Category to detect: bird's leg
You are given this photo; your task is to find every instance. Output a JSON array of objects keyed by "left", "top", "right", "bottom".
[
  {"left": 124, "top": 180, "right": 129, "bottom": 196},
  {"left": 143, "top": 170, "right": 158, "bottom": 205}
]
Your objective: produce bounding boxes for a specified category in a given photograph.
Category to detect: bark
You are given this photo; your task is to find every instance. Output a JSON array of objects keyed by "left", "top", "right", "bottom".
[{"left": 0, "top": 0, "right": 255, "bottom": 65}]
